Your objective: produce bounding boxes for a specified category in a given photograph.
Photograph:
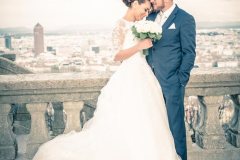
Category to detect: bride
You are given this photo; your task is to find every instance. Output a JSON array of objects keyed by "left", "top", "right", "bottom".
[{"left": 33, "top": 0, "right": 180, "bottom": 159}]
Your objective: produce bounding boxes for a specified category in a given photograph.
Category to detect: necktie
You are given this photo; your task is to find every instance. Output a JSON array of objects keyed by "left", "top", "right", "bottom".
[{"left": 156, "top": 11, "right": 164, "bottom": 26}]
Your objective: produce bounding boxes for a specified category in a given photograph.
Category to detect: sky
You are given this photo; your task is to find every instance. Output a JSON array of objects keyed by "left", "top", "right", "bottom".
[{"left": 0, "top": 0, "right": 239, "bottom": 29}]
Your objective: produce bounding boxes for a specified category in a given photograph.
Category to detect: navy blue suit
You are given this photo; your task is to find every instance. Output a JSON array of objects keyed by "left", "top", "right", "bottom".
[{"left": 146, "top": 5, "right": 196, "bottom": 160}]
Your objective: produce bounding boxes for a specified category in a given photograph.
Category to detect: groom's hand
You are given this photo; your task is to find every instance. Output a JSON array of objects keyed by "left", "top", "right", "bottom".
[{"left": 179, "top": 15, "right": 196, "bottom": 87}]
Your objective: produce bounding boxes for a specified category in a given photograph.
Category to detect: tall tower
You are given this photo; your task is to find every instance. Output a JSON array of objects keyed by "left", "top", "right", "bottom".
[
  {"left": 4, "top": 35, "right": 12, "bottom": 50},
  {"left": 34, "top": 23, "right": 44, "bottom": 56}
]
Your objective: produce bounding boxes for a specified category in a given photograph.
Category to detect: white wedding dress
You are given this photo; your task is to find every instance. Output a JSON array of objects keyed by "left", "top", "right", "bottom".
[{"left": 33, "top": 19, "right": 180, "bottom": 160}]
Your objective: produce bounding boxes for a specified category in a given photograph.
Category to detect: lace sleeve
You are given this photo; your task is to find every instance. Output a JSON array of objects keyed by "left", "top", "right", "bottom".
[{"left": 112, "top": 19, "right": 127, "bottom": 55}]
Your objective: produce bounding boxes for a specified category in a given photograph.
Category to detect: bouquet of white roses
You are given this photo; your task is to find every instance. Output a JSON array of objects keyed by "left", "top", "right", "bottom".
[{"left": 131, "top": 20, "right": 162, "bottom": 55}]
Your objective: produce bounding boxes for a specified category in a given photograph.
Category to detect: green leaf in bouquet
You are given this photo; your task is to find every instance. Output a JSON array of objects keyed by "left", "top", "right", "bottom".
[
  {"left": 140, "top": 33, "right": 147, "bottom": 39},
  {"left": 148, "top": 33, "right": 155, "bottom": 39},
  {"left": 131, "top": 27, "right": 136, "bottom": 34},
  {"left": 156, "top": 34, "right": 162, "bottom": 40}
]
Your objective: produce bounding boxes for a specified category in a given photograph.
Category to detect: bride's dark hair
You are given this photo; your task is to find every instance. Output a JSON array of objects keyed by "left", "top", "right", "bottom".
[{"left": 122, "top": 0, "right": 146, "bottom": 7}]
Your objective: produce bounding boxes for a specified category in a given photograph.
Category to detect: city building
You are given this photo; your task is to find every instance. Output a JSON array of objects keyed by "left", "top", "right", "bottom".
[
  {"left": 4, "top": 35, "right": 12, "bottom": 50},
  {"left": 34, "top": 23, "right": 44, "bottom": 56},
  {"left": 47, "top": 46, "right": 56, "bottom": 55},
  {"left": 91, "top": 45, "right": 100, "bottom": 54}
]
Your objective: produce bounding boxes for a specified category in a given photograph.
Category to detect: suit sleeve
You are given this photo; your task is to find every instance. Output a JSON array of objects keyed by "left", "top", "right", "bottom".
[{"left": 178, "top": 15, "right": 196, "bottom": 86}]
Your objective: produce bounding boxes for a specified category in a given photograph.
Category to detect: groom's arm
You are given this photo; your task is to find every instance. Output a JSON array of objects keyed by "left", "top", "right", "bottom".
[{"left": 178, "top": 14, "right": 196, "bottom": 87}]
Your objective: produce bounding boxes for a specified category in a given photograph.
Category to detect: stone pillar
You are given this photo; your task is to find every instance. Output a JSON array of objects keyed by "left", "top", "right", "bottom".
[
  {"left": 186, "top": 121, "right": 194, "bottom": 149},
  {"left": 12, "top": 104, "right": 31, "bottom": 135},
  {"left": 185, "top": 97, "right": 193, "bottom": 150},
  {"left": 0, "top": 104, "right": 17, "bottom": 160},
  {"left": 195, "top": 96, "right": 226, "bottom": 149},
  {"left": 52, "top": 102, "right": 65, "bottom": 136},
  {"left": 80, "top": 102, "right": 96, "bottom": 126},
  {"left": 25, "top": 103, "right": 50, "bottom": 159},
  {"left": 63, "top": 101, "right": 84, "bottom": 133},
  {"left": 226, "top": 95, "right": 240, "bottom": 147}
]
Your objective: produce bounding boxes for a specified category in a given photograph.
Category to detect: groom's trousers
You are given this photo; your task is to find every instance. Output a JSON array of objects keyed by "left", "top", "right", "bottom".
[{"left": 152, "top": 67, "right": 187, "bottom": 160}]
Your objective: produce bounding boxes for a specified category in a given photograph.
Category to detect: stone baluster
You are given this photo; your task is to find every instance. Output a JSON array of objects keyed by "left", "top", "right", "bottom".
[
  {"left": 25, "top": 103, "right": 50, "bottom": 159},
  {"left": 51, "top": 102, "right": 65, "bottom": 136},
  {"left": 226, "top": 95, "right": 240, "bottom": 147},
  {"left": 0, "top": 104, "right": 17, "bottom": 160},
  {"left": 80, "top": 102, "right": 96, "bottom": 126},
  {"left": 63, "top": 101, "right": 84, "bottom": 133},
  {"left": 12, "top": 104, "right": 31, "bottom": 135},
  {"left": 195, "top": 96, "right": 226, "bottom": 149},
  {"left": 184, "top": 97, "right": 193, "bottom": 149}
]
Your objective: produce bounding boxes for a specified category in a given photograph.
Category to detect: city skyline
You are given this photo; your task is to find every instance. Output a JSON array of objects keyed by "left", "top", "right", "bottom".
[{"left": 1, "top": 0, "right": 240, "bottom": 29}]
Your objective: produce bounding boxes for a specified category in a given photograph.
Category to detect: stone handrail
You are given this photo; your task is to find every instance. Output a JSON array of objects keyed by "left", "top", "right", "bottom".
[
  {"left": 186, "top": 68, "right": 240, "bottom": 96},
  {"left": 0, "top": 68, "right": 240, "bottom": 160},
  {"left": 0, "top": 72, "right": 111, "bottom": 104}
]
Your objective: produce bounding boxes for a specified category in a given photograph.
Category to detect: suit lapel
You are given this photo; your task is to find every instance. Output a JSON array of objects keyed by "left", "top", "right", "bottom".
[{"left": 162, "top": 5, "right": 179, "bottom": 31}]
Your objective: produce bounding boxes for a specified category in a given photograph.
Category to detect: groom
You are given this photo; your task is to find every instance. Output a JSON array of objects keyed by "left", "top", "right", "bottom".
[{"left": 146, "top": 0, "right": 196, "bottom": 160}]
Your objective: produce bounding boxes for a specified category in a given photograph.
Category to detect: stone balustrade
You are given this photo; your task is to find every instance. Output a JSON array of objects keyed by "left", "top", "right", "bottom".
[
  {"left": 185, "top": 68, "right": 240, "bottom": 160},
  {"left": 0, "top": 68, "right": 239, "bottom": 160}
]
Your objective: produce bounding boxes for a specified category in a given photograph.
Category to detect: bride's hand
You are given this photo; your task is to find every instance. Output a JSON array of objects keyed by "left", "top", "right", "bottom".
[
  {"left": 136, "top": 39, "right": 153, "bottom": 50},
  {"left": 114, "top": 39, "right": 152, "bottom": 61}
]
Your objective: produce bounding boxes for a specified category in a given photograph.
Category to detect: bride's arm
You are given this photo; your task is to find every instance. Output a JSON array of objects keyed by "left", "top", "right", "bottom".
[
  {"left": 112, "top": 19, "right": 152, "bottom": 62},
  {"left": 114, "top": 39, "right": 152, "bottom": 61}
]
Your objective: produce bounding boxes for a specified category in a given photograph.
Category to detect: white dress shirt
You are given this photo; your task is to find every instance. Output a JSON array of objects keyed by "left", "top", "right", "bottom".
[{"left": 155, "top": 3, "right": 176, "bottom": 27}]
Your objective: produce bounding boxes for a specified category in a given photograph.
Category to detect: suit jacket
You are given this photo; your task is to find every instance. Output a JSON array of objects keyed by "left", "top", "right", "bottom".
[{"left": 146, "top": 5, "right": 196, "bottom": 88}]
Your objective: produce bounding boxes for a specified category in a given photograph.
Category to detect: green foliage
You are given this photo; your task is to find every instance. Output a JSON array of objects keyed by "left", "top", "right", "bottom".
[
  {"left": 140, "top": 33, "right": 147, "bottom": 39},
  {"left": 131, "top": 26, "right": 162, "bottom": 42}
]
